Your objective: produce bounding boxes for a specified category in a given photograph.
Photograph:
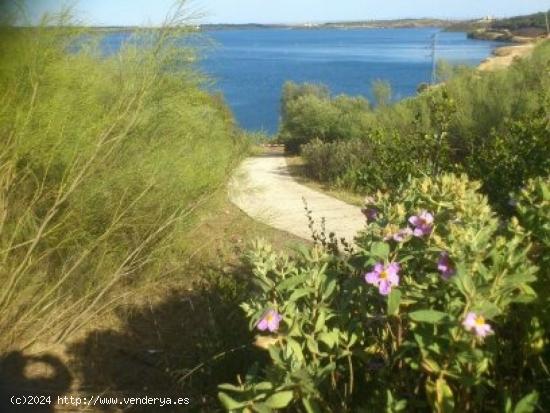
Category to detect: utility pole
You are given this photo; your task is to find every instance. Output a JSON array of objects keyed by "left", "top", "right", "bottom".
[
  {"left": 545, "top": 10, "right": 549, "bottom": 37},
  {"left": 431, "top": 32, "right": 438, "bottom": 84}
]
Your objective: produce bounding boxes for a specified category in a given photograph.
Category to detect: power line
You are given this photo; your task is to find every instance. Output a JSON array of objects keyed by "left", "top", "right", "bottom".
[{"left": 431, "top": 32, "right": 438, "bottom": 84}]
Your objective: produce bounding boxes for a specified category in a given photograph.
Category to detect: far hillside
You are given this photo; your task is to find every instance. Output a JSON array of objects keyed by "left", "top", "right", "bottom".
[
  {"left": 463, "top": 10, "right": 550, "bottom": 41},
  {"left": 493, "top": 9, "right": 550, "bottom": 36}
]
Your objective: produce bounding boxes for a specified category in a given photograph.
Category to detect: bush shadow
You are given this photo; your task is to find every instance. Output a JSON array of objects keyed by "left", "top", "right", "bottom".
[
  {"left": 66, "top": 267, "right": 265, "bottom": 413},
  {"left": 0, "top": 351, "right": 72, "bottom": 413}
]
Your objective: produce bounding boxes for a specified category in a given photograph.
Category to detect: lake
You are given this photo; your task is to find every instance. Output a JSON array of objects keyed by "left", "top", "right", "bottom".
[
  {"left": 102, "top": 28, "right": 501, "bottom": 134},
  {"left": 201, "top": 28, "right": 501, "bottom": 134}
]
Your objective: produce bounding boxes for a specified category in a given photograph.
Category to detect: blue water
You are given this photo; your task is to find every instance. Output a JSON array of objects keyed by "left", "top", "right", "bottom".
[
  {"left": 200, "top": 28, "right": 500, "bottom": 133},
  {"left": 101, "top": 28, "right": 501, "bottom": 134}
]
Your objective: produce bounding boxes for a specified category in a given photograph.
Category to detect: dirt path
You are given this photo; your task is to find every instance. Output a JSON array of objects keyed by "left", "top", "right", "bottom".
[
  {"left": 478, "top": 42, "right": 536, "bottom": 71},
  {"left": 228, "top": 152, "right": 365, "bottom": 243}
]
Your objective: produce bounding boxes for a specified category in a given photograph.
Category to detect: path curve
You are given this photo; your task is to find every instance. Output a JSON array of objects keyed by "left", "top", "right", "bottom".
[{"left": 228, "top": 153, "right": 365, "bottom": 243}]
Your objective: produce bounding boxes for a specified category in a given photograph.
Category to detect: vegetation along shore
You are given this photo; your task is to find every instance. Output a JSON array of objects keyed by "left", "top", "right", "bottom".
[{"left": 0, "top": 1, "right": 549, "bottom": 412}]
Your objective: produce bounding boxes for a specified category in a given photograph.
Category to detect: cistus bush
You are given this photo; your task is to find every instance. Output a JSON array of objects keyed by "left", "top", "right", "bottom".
[
  {"left": 513, "top": 177, "right": 550, "bottom": 381},
  {"left": 515, "top": 177, "right": 550, "bottom": 268},
  {"left": 218, "top": 174, "right": 547, "bottom": 412}
]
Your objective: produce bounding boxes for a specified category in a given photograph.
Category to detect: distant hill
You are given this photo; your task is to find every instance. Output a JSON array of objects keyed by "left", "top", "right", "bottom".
[
  {"left": 200, "top": 19, "right": 460, "bottom": 31},
  {"left": 492, "top": 10, "right": 550, "bottom": 34},
  {"left": 451, "top": 10, "right": 550, "bottom": 41},
  {"left": 84, "top": 12, "right": 549, "bottom": 37}
]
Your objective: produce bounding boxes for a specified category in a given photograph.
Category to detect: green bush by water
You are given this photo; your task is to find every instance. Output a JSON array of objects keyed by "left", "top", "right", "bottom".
[
  {"left": 0, "top": 8, "right": 245, "bottom": 350},
  {"left": 281, "top": 41, "right": 550, "bottom": 213}
]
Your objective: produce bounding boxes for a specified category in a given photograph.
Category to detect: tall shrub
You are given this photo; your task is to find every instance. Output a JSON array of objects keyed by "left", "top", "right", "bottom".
[{"left": 0, "top": 4, "right": 244, "bottom": 350}]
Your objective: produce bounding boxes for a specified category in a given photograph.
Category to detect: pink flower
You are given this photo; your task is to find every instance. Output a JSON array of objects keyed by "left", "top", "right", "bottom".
[
  {"left": 462, "top": 312, "right": 493, "bottom": 338},
  {"left": 437, "top": 252, "right": 456, "bottom": 280},
  {"left": 361, "top": 207, "right": 378, "bottom": 222},
  {"left": 365, "top": 262, "right": 400, "bottom": 295},
  {"left": 408, "top": 210, "right": 434, "bottom": 237},
  {"left": 257, "top": 309, "right": 283, "bottom": 333}
]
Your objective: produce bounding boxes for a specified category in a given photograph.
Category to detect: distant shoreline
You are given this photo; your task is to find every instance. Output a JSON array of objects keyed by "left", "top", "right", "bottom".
[
  {"left": 83, "top": 19, "right": 466, "bottom": 32},
  {"left": 200, "top": 19, "right": 460, "bottom": 31}
]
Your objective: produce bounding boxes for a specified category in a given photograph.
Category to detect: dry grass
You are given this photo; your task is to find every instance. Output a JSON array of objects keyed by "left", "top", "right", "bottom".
[{"left": 1, "top": 192, "right": 307, "bottom": 412}]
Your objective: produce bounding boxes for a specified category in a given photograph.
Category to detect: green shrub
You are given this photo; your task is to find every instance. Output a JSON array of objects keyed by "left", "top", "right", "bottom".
[
  {"left": 301, "top": 138, "right": 372, "bottom": 185},
  {"left": 278, "top": 81, "right": 370, "bottom": 153},
  {"left": 302, "top": 89, "right": 462, "bottom": 193},
  {"left": 0, "top": 7, "right": 244, "bottom": 350},
  {"left": 291, "top": 41, "right": 550, "bottom": 212},
  {"left": 465, "top": 113, "right": 550, "bottom": 212},
  {"left": 516, "top": 177, "right": 550, "bottom": 265},
  {"left": 219, "top": 174, "right": 547, "bottom": 412},
  {"left": 514, "top": 178, "right": 550, "bottom": 373}
]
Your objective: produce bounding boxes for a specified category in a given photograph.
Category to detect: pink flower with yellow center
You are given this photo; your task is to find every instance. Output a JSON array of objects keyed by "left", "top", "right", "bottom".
[
  {"left": 257, "top": 309, "right": 283, "bottom": 333},
  {"left": 462, "top": 312, "right": 493, "bottom": 338},
  {"left": 365, "top": 262, "right": 400, "bottom": 295}
]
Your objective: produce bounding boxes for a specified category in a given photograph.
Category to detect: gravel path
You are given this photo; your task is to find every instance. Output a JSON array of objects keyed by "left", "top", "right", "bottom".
[{"left": 228, "top": 153, "right": 365, "bottom": 243}]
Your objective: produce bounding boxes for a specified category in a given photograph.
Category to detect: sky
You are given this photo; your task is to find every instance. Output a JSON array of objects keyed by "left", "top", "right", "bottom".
[{"left": 20, "top": 0, "right": 550, "bottom": 26}]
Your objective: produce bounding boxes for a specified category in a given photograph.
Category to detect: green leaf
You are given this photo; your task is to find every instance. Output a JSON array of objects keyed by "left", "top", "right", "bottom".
[
  {"left": 371, "top": 242, "right": 390, "bottom": 259},
  {"left": 306, "top": 336, "right": 319, "bottom": 354},
  {"left": 268, "top": 345, "right": 284, "bottom": 367},
  {"left": 387, "top": 289, "right": 402, "bottom": 316},
  {"left": 314, "top": 311, "right": 326, "bottom": 332},
  {"left": 318, "top": 331, "right": 338, "bottom": 349},
  {"left": 425, "top": 378, "right": 454, "bottom": 413},
  {"left": 421, "top": 358, "right": 441, "bottom": 374},
  {"left": 218, "top": 383, "right": 244, "bottom": 392},
  {"left": 513, "top": 391, "right": 539, "bottom": 413},
  {"left": 253, "top": 382, "right": 274, "bottom": 391},
  {"left": 409, "top": 310, "right": 447, "bottom": 324},
  {"left": 218, "top": 392, "right": 247, "bottom": 410},
  {"left": 452, "top": 264, "right": 475, "bottom": 299},
  {"left": 276, "top": 274, "right": 307, "bottom": 292},
  {"left": 252, "top": 277, "right": 275, "bottom": 293},
  {"left": 505, "top": 396, "right": 513, "bottom": 413},
  {"left": 264, "top": 391, "right": 294, "bottom": 409},
  {"left": 475, "top": 302, "right": 500, "bottom": 318},
  {"left": 286, "top": 338, "right": 304, "bottom": 362},
  {"left": 322, "top": 279, "right": 337, "bottom": 300},
  {"left": 251, "top": 402, "right": 272, "bottom": 413},
  {"left": 435, "top": 377, "right": 455, "bottom": 413},
  {"left": 288, "top": 288, "right": 312, "bottom": 302}
]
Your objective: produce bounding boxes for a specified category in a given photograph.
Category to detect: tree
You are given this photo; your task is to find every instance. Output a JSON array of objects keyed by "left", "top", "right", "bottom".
[{"left": 372, "top": 79, "right": 392, "bottom": 107}]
